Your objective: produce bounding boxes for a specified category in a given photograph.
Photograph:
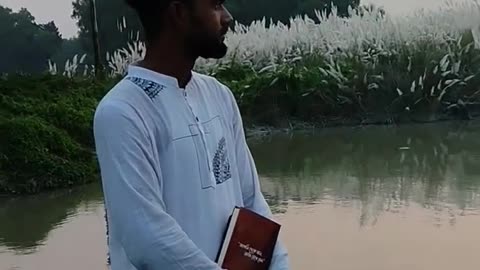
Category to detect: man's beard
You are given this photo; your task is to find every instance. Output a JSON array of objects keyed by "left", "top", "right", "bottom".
[{"left": 186, "top": 32, "right": 228, "bottom": 59}]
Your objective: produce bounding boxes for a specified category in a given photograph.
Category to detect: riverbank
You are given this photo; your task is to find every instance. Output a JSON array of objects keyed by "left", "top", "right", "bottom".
[
  {"left": 1, "top": 60, "right": 480, "bottom": 195},
  {"left": 0, "top": 75, "right": 113, "bottom": 195}
]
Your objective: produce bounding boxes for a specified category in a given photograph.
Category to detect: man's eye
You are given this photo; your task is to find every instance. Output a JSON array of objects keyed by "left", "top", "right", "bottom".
[{"left": 215, "top": 0, "right": 225, "bottom": 9}]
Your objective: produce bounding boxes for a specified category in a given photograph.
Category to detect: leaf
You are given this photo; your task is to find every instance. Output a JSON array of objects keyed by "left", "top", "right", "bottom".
[
  {"left": 269, "top": 77, "right": 279, "bottom": 87},
  {"left": 396, "top": 88, "right": 403, "bottom": 96},
  {"left": 441, "top": 71, "right": 451, "bottom": 77},
  {"left": 371, "top": 74, "right": 384, "bottom": 80},
  {"left": 438, "top": 89, "right": 447, "bottom": 101},
  {"left": 291, "top": 56, "right": 302, "bottom": 62},
  {"left": 453, "top": 61, "right": 461, "bottom": 73},
  {"left": 445, "top": 79, "right": 460, "bottom": 86},
  {"left": 72, "top": 54, "right": 78, "bottom": 66},
  {"left": 440, "top": 54, "right": 449, "bottom": 67},
  {"left": 259, "top": 65, "right": 275, "bottom": 74},
  {"left": 318, "top": 67, "right": 328, "bottom": 77},
  {"left": 79, "top": 54, "right": 87, "bottom": 64},
  {"left": 368, "top": 83, "right": 379, "bottom": 90}
]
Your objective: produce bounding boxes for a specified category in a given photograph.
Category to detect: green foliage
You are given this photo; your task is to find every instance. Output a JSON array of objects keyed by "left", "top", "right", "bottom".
[
  {"left": 0, "top": 75, "right": 115, "bottom": 195},
  {"left": 0, "top": 6, "right": 63, "bottom": 74}
]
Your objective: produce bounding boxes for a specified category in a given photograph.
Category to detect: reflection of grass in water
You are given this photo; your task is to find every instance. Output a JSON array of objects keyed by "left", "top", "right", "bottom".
[
  {"left": 0, "top": 182, "right": 103, "bottom": 253},
  {"left": 251, "top": 121, "right": 480, "bottom": 225},
  {"left": 264, "top": 193, "right": 288, "bottom": 214}
]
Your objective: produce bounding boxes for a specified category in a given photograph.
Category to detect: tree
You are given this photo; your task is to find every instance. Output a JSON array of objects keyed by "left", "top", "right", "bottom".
[
  {"left": 72, "top": 0, "right": 143, "bottom": 65},
  {"left": 71, "top": 0, "right": 362, "bottom": 59},
  {"left": 0, "top": 6, "right": 63, "bottom": 74}
]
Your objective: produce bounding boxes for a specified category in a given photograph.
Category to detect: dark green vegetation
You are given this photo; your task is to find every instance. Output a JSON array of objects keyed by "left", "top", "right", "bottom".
[
  {"left": 0, "top": 75, "right": 116, "bottom": 195},
  {"left": 2, "top": 35, "right": 480, "bottom": 195},
  {"left": 0, "top": 6, "right": 64, "bottom": 74}
]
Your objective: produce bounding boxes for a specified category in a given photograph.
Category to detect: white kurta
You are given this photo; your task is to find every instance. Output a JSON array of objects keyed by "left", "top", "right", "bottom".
[{"left": 93, "top": 65, "right": 289, "bottom": 270}]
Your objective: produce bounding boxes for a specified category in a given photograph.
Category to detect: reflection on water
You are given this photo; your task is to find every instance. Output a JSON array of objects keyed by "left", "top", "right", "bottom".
[
  {"left": 1, "top": 121, "right": 480, "bottom": 269},
  {"left": 0, "top": 182, "right": 104, "bottom": 254},
  {"left": 252, "top": 121, "right": 480, "bottom": 226}
]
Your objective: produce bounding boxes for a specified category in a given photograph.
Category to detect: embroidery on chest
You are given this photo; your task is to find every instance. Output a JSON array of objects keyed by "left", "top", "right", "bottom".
[
  {"left": 212, "top": 137, "right": 232, "bottom": 184},
  {"left": 126, "top": 76, "right": 166, "bottom": 99}
]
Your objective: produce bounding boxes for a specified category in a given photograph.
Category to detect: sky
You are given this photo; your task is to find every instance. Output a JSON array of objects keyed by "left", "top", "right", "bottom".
[
  {"left": 0, "top": 0, "right": 79, "bottom": 38},
  {"left": 0, "top": 0, "right": 474, "bottom": 39}
]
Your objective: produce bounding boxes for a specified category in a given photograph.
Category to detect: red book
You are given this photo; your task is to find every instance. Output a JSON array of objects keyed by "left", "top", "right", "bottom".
[{"left": 216, "top": 207, "right": 281, "bottom": 270}]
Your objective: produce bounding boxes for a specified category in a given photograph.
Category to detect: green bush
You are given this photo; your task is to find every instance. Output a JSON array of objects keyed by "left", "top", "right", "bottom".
[{"left": 0, "top": 75, "right": 114, "bottom": 195}]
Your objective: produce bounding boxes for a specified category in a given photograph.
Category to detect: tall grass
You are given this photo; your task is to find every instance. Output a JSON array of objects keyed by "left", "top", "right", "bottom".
[
  {"left": 47, "top": 2, "right": 480, "bottom": 125},
  {"left": 52, "top": 2, "right": 480, "bottom": 74},
  {"left": 97, "top": 2, "right": 480, "bottom": 72}
]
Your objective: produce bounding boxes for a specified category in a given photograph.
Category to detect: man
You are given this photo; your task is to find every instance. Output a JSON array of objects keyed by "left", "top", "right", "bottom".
[{"left": 93, "top": 0, "right": 290, "bottom": 269}]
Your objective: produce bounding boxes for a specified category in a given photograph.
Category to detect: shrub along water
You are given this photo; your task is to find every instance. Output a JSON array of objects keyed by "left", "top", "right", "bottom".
[
  {"left": 0, "top": 75, "right": 116, "bottom": 195},
  {"left": 3, "top": 3, "right": 480, "bottom": 195}
]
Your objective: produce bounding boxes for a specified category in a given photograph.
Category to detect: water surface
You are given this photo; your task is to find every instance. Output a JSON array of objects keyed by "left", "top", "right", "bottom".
[{"left": 1, "top": 121, "right": 480, "bottom": 270}]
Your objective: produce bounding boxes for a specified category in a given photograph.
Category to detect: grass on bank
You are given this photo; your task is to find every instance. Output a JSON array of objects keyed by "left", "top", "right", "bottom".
[
  {"left": 2, "top": 33, "right": 480, "bottom": 195},
  {"left": 0, "top": 75, "right": 116, "bottom": 195}
]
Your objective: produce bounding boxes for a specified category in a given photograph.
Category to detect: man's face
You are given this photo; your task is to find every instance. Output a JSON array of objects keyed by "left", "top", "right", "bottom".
[{"left": 184, "top": 0, "right": 233, "bottom": 59}]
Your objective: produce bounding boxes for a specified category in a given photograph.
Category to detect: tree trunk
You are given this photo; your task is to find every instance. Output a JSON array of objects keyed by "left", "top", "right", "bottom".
[{"left": 89, "top": 0, "right": 104, "bottom": 79}]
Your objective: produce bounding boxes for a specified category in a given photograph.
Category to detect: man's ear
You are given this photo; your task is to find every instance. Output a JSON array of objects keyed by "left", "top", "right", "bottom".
[{"left": 165, "top": 0, "right": 192, "bottom": 30}]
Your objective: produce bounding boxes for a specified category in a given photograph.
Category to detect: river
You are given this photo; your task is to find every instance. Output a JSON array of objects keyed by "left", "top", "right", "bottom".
[{"left": 1, "top": 121, "right": 480, "bottom": 270}]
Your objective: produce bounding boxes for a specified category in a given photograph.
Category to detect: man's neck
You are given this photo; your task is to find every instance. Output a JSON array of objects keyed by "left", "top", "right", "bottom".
[{"left": 138, "top": 38, "right": 196, "bottom": 89}]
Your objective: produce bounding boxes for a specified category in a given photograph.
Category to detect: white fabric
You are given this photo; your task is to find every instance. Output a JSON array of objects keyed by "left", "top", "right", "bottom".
[{"left": 93, "top": 65, "right": 290, "bottom": 270}]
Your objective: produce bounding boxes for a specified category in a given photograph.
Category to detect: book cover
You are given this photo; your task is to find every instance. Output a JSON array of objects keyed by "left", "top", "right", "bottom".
[{"left": 216, "top": 207, "right": 281, "bottom": 270}]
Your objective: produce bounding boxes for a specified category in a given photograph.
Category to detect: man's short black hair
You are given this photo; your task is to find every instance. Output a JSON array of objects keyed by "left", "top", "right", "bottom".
[{"left": 125, "top": 0, "right": 191, "bottom": 42}]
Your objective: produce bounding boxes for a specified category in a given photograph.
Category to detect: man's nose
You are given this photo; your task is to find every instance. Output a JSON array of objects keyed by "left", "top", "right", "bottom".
[{"left": 222, "top": 6, "right": 233, "bottom": 26}]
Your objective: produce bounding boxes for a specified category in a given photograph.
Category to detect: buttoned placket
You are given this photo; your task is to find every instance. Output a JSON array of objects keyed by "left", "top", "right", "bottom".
[{"left": 182, "top": 86, "right": 216, "bottom": 185}]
